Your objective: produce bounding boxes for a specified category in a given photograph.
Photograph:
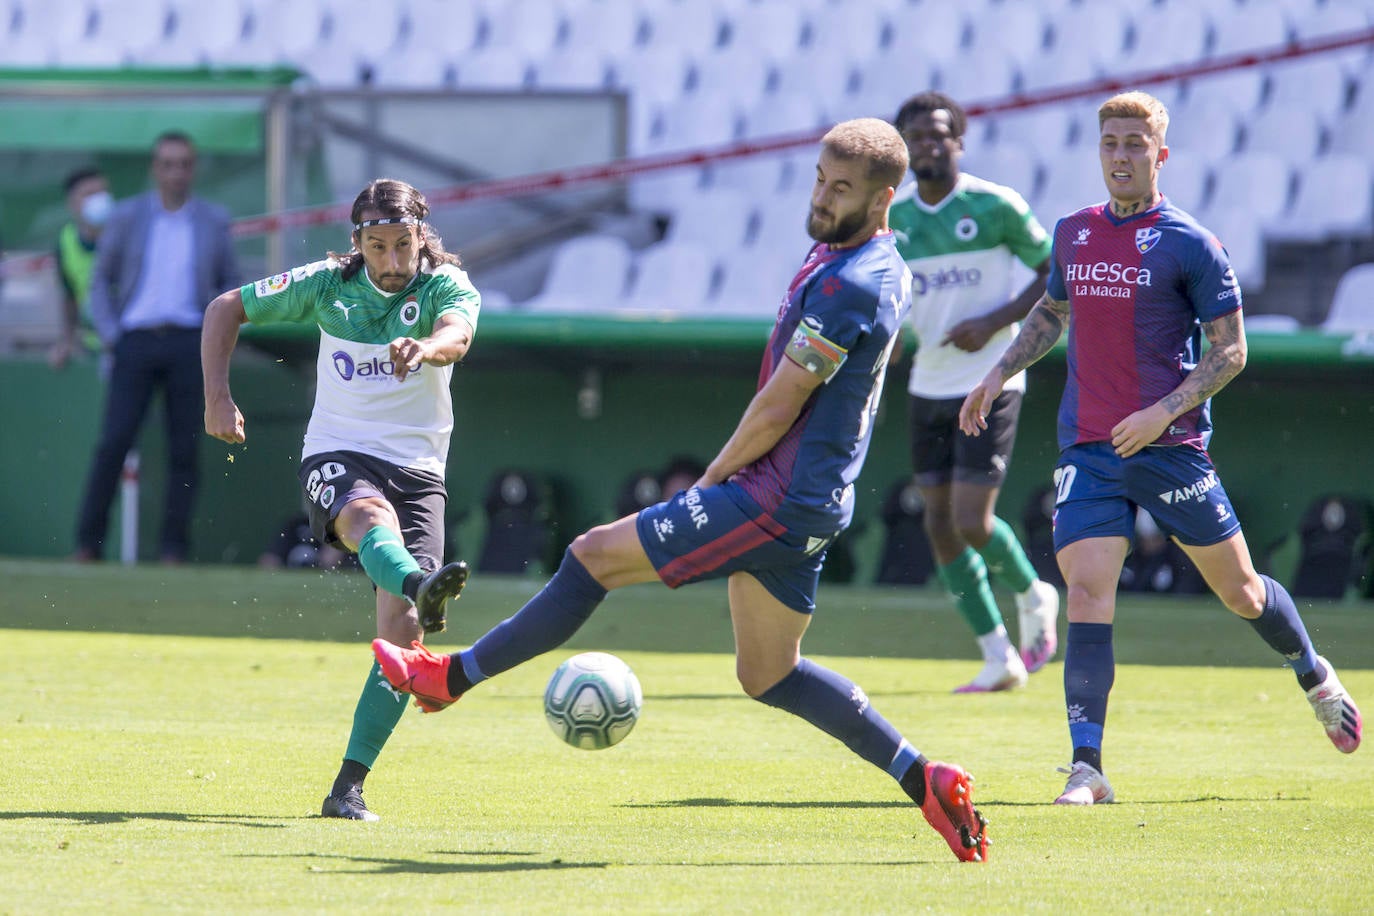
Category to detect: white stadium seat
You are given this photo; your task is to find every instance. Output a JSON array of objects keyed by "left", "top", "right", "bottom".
[
  {"left": 620, "top": 240, "right": 719, "bottom": 313},
  {"left": 519, "top": 233, "right": 633, "bottom": 313},
  {"left": 1321, "top": 262, "right": 1374, "bottom": 332},
  {"left": 1266, "top": 153, "right": 1374, "bottom": 243}
]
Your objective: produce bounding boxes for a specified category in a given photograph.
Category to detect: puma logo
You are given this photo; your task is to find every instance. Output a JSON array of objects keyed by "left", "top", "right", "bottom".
[{"left": 332, "top": 300, "right": 357, "bottom": 320}]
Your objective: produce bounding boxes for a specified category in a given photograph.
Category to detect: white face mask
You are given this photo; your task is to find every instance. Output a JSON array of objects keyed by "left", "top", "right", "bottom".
[{"left": 81, "top": 190, "right": 114, "bottom": 227}]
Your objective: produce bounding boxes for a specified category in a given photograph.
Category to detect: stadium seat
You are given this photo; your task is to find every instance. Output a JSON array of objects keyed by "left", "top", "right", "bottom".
[
  {"left": 561, "top": 0, "right": 643, "bottom": 60},
  {"left": 1321, "top": 262, "right": 1374, "bottom": 332},
  {"left": 326, "top": 0, "right": 405, "bottom": 62},
  {"left": 985, "top": 106, "right": 1077, "bottom": 153},
  {"left": 609, "top": 45, "right": 693, "bottom": 111},
  {"left": 1201, "top": 206, "right": 1268, "bottom": 292},
  {"left": 899, "top": 3, "right": 968, "bottom": 58},
  {"left": 369, "top": 44, "right": 453, "bottom": 89},
  {"left": 721, "top": 0, "right": 805, "bottom": 61},
  {"left": 518, "top": 233, "right": 633, "bottom": 313},
  {"left": 1034, "top": 158, "right": 1107, "bottom": 226},
  {"left": 690, "top": 45, "right": 773, "bottom": 111},
  {"left": 1123, "top": 2, "right": 1211, "bottom": 71},
  {"left": 708, "top": 151, "right": 792, "bottom": 196},
  {"left": 1158, "top": 155, "right": 1211, "bottom": 213},
  {"left": 960, "top": 148, "right": 1042, "bottom": 206},
  {"left": 400, "top": 0, "right": 481, "bottom": 56},
  {"left": 851, "top": 49, "right": 941, "bottom": 122},
  {"left": 166, "top": 0, "right": 250, "bottom": 60},
  {"left": 802, "top": 0, "right": 890, "bottom": 61},
  {"left": 1208, "top": 151, "right": 1292, "bottom": 229},
  {"left": 654, "top": 90, "right": 743, "bottom": 151},
  {"left": 1046, "top": 3, "right": 1131, "bottom": 59},
  {"left": 1211, "top": 0, "right": 1293, "bottom": 57},
  {"left": 712, "top": 250, "right": 797, "bottom": 317},
  {"left": 1291, "top": 0, "right": 1373, "bottom": 72},
  {"left": 91, "top": 0, "right": 168, "bottom": 60},
  {"left": 1267, "top": 56, "right": 1353, "bottom": 122},
  {"left": 935, "top": 53, "right": 1018, "bottom": 106},
  {"left": 964, "top": 4, "right": 1048, "bottom": 70},
  {"left": 738, "top": 93, "right": 827, "bottom": 141},
  {"left": 1182, "top": 68, "right": 1269, "bottom": 119},
  {"left": 639, "top": 0, "right": 725, "bottom": 59},
  {"left": 620, "top": 240, "right": 719, "bottom": 313},
  {"left": 1017, "top": 48, "right": 1099, "bottom": 97},
  {"left": 481, "top": 0, "right": 564, "bottom": 59},
  {"left": 1243, "top": 101, "right": 1326, "bottom": 164},
  {"left": 529, "top": 46, "right": 611, "bottom": 91},
  {"left": 664, "top": 186, "right": 755, "bottom": 250},
  {"left": 452, "top": 47, "right": 531, "bottom": 90},
  {"left": 1267, "top": 153, "right": 1374, "bottom": 243},
  {"left": 1166, "top": 98, "right": 1242, "bottom": 163},
  {"left": 770, "top": 49, "right": 858, "bottom": 111}
]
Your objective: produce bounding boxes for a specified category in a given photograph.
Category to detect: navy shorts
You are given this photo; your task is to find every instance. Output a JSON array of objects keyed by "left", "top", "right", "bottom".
[
  {"left": 909, "top": 390, "right": 1022, "bottom": 487},
  {"left": 298, "top": 450, "right": 446, "bottom": 572},
  {"left": 1052, "top": 442, "right": 1241, "bottom": 552},
  {"left": 636, "top": 481, "right": 834, "bottom": 614}
]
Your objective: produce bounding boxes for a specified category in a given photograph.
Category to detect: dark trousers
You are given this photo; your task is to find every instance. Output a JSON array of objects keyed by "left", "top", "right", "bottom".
[{"left": 76, "top": 327, "right": 203, "bottom": 560}]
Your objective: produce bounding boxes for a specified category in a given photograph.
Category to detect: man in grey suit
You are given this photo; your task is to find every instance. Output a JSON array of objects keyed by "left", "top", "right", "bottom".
[{"left": 75, "top": 130, "right": 239, "bottom": 563}]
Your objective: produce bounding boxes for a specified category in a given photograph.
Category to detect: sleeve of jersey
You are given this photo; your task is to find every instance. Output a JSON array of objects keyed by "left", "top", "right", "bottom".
[
  {"left": 430, "top": 266, "right": 482, "bottom": 331},
  {"left": 1186, "top": 230, "right": 1243, "bottom": 322},
  {"left": 1044, "top": 219, "right": 1068, "bottom": 300},
  {"left": 784, "top": 280, "right": 872, "bottom": 382},
  {"left": 1002, "top": 192, "right": 1054, "bottom": 268},
  {"left": 241, "top": 261, "right": 331, "bottom": 325}
]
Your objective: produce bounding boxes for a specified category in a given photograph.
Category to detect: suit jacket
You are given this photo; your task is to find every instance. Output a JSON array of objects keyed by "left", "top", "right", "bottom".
[{"left": 88, "top": 191, "right": 239, "bottom": 346}]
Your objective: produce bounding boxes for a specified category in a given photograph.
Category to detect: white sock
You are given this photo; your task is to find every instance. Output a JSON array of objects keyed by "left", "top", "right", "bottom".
[{"left": 976, "top": 625, "right": 1013, "bottom": 662}]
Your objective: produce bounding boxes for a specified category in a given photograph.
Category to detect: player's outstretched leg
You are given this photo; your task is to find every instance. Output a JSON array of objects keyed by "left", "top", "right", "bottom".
[
  {"left": 372, "top": 639, "right": 459, "bottom": 713},
  {"left": 411, "top": 560, "right": 469, "bottom": 634},
  {"left": 901, "top": 760, "right": 989, "bottom": 862},
  {"left": 1307, "top": 656, "right": 1362, "bottom": 753},
  {"left": 1054, "top": 761, "right": 1115, "bottom": 805}
]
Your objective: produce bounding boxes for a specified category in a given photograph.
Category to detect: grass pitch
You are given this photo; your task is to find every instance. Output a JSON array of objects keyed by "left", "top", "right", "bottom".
[{"left": 2, "top": 559, "right": 1372, "bottom": 913}]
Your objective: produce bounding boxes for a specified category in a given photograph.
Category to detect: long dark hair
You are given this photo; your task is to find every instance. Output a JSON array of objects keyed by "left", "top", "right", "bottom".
[{"left": 329, "top": 178, "right": 462, "bottom": 281}]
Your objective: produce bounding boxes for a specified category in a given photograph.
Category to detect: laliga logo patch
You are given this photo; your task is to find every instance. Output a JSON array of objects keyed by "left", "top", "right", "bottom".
[
  {"left": 1135, "top": 227, "right": 1162, "bottom": 253},
  {"left": 254, "top": 271, "right": 291, "bottom": 296},
  {"left": 955, "top": 216, "right": 978, "bottom": 241},
  {"left": 400, "top": 296, "right": 420, "bottom": 327}
]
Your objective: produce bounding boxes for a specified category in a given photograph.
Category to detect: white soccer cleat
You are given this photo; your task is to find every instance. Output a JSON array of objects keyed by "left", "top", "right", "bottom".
[
  {"left": 1054, "top": 761, "right": 1115, "bottom": 805},
  {"left": 1306, "top": 656, "right": 1362, "bottom": 754},
  {"left": 953, "top": 649, "right": 1028, "bottom": 694},
  {"left": 1015, "top": 580, "right": 1060, "bottom": 673}
]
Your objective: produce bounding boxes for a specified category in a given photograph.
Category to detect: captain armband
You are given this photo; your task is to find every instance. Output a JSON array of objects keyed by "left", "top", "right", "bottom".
[{"left": 785, "top": 315, "right": 848, "bottom": 382}]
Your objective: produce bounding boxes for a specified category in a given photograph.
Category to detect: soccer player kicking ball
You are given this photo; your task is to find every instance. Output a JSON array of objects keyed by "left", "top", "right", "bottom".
[
  {"left": 203, "top": 179, "right": 477, "bottom": 821},
  {"left": 959, "top": 91, "right": 1361, "bottom": 805},
  {"left": 375, "top": 119, "right": 989, "bottom": 862}
]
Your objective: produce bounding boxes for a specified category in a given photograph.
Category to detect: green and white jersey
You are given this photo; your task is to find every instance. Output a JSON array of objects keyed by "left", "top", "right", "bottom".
[
  {"left": 241, "top": 258, "right": 480, "bottom": 476},
  {"left": 889, "top": 173, "right": 1051, "bottom": 398}
]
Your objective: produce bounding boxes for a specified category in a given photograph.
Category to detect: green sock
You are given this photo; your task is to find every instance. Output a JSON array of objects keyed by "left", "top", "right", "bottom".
[
  {"left": 937, "top": 548, "right": 1002, "bottom": 637},
  {"left": 974, "top": 516, "right": 1039, "bottom": 593},
  {"left": 343, "top": 661, "right": 409, "bottom": 769},
  {"left": 357, "top": 525, "right": 421, "bottom": 598}
]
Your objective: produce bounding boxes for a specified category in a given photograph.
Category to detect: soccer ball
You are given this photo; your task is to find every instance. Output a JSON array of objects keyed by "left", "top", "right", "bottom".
[{"left": 543, "top": 652, "right": 642, "bottom": 750}]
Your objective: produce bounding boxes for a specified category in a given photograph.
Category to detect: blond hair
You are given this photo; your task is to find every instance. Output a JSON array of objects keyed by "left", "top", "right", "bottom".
[
  {"left": 1098, "top": 91, "right": 1170, "bottom": 143},
  {"left": 821, "top": 117, "right": 909, "bottom": 189}
]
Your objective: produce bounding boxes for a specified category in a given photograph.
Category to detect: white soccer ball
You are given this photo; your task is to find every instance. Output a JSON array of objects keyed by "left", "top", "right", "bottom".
[{"left": 543, "top": 651, "right": 642, "bottom": 750}]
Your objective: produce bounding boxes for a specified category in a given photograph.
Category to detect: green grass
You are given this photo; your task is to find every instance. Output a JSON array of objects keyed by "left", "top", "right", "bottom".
[{"left": 2, "top": 559, "right": 1372, "bottom": 913}]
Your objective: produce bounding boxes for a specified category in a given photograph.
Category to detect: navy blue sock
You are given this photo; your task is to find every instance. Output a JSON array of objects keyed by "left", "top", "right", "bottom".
[
  {"left": 456, "top": 549, "right": 606, "bottom": 688},
  {"left": 1246, "top": 575, "right": 1320, "bottom": 684},
  {"left": 756, "top": 658, "right": 914, "bottom": 779},
  {"left": 1064, "top": 622, "right": 1114, "bottom": 770}
]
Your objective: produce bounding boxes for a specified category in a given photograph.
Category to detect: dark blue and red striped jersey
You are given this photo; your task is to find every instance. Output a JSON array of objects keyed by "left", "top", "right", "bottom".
[
  {"left": 1045, "top": 197, "right": 1241, "bottom": 451},
  {"left": 733, "top": 230, "right": 912, "bottom": 536}
]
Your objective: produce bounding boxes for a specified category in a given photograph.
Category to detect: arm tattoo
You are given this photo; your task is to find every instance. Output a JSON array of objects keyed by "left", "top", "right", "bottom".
[
  {"left": 994, "top": 293, "right": 1068, "bottom": 378},
  {"left": 1160, "top": 311, "right": 1247, "bottom": 417}
]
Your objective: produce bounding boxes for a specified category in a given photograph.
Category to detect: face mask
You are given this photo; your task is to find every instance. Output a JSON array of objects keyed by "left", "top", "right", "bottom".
[{"left": 81, "top": 190, "right": 114, "bottom": 227}]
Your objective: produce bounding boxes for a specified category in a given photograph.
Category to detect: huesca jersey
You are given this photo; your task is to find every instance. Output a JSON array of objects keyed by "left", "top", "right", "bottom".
[
  {"left": 240, "top": 258, "right": 481, "bottom": 476},
  {"left": 732, "top": 230, "right": 912, "bottom": 537},
  {"left": 889, "top": 173, "right": 1051, "bottom": 398},
  {"left": 1045, "top": 197, "right": 1241, "bottom": 451}
]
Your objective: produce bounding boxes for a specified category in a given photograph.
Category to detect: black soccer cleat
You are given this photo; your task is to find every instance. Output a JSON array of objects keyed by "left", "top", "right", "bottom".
[
  {"left": 321, "top": 786, "right": 380, "bottom": 822},
  {"left": 414, "top": 560, "right": 469, "bottom": 634}
]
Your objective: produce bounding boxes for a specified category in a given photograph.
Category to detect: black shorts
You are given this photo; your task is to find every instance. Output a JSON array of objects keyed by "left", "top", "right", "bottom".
[
  {"left": 298, "top": 450, "right": 446, "bottom": 573},
  {"left": 909, "top": 390, "right": 1023, "bottom": 488}
]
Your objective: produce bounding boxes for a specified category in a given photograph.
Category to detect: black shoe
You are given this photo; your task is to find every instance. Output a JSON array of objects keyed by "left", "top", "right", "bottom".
[
  {"left": 321, "top": 787, "right": 380, "bottom": 822},
  {"left": 414, "top": 561, "right": 469, "bottom": 634}
]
